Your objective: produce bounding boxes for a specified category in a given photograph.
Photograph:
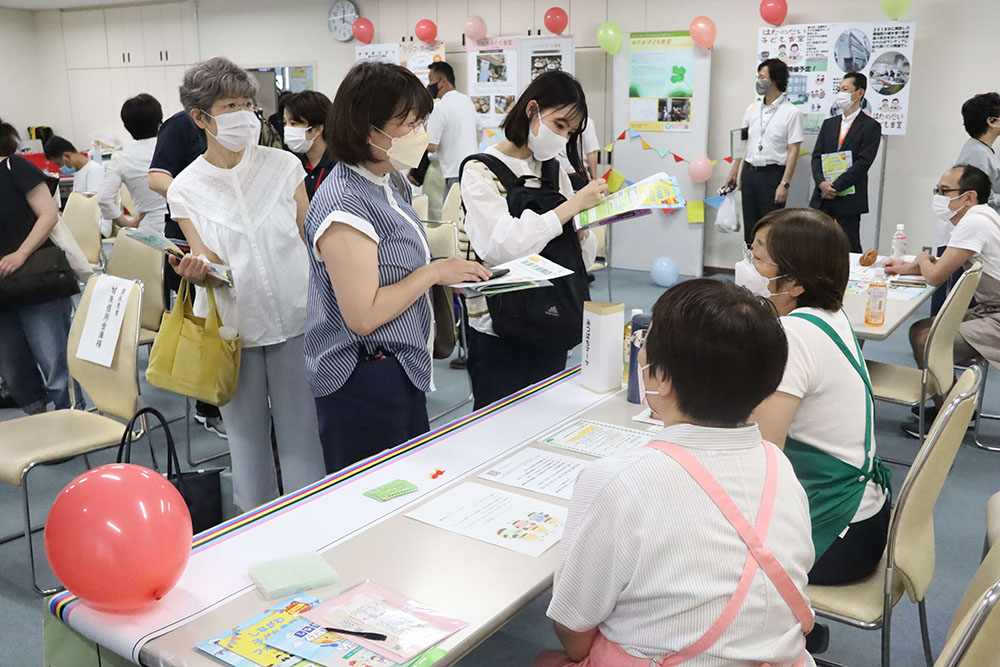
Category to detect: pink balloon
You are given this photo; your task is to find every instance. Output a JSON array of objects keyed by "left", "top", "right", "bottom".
[
  {"left": 544, "top": 6, "right": 568, "bottom": 35},
  {"left": 352, "top": 18, "right": 374, "bottom": 44},
  {"left": 415, "top": 19, "right": 437, "bottom": 43},
  {"left": 688, "top": 156, "right": 715, "bottom": 183},
  {"left": 464, "top": 15, "right": 487, "bottom": 41},
  {"left": 45, "top": 463, "right": 192, "bottom": 612},
  {"left": 689, "top": 16, "right": 717, "bottom": 50},
  {"left": 760, "top": 0, "right": 788, "bottom": 26}
]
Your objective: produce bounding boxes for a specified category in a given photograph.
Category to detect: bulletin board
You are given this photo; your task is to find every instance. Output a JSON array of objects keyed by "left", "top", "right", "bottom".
[{"left": 355, "top": 40, "right": 446, "bottom": 85}]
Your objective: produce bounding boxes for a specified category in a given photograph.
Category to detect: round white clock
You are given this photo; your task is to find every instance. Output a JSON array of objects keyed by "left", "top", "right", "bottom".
[{"left": 328, "top": 0, "right": 359, "bottom": 42}]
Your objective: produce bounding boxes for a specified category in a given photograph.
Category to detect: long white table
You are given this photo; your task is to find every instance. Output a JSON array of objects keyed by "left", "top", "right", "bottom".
[
  {"left": 843, "top": 253, "right": 938, "bottom": 341},
  {"left": 47, "top": 367, "right": 647, "bottom": 667}
]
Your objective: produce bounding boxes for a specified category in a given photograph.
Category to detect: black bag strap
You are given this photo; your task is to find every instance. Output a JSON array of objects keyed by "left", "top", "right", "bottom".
[
  {"left": 539, "top": 158, "right": 562, "bottom": 190},
  {"left": 459, "top": 153, "right": 521, "bottom": 193},
  {"left": 116, "top": 406, "right": 187, "bottom": 498}
]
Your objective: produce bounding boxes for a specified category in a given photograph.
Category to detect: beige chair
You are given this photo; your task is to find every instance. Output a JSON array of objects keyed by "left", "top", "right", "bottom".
[
  {"left": 412, "top": 194, "right": 429, "bottom": 222},
  {"left": 0, "top": 276, "right": 143, "bottom": 594},
  {"left": 809, "top": 366, "right": 982, "bottom": 667},
  {"left": 588, "top": 225, "right": 608, "bottom": 272},
  {"left": 865, "top": 263, "right": 982, "bottom": 443},
  {"left": 104, "top": 233, "right": 164, "bottom": 347},
  {"left": 987, "top": 491, "right": 1000, "bottom": 552},
  {"left": 61, "top": 192, "right": 104, "bottom": 270},
  {"left": 440, "top": 182, "right": 463, "bottom": 224},
  {"left": 934, "top": 540, "right": 1000, "bottom": 666}
]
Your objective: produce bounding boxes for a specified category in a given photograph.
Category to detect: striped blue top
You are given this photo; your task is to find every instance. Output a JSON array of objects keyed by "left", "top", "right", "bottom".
[{"left": 303, "top": 162, "right": 433, "bottom": 397}]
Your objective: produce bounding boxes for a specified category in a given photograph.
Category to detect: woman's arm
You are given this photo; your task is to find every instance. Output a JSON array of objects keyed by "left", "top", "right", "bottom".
[
  {"left": 168, "top": 217, "right": 227, "bottom": 287},
  {"left": 554, "top": 623, "right": 599, "bottom": 662},
  {"left": 750, "top": 390, "right": 802, "bottom": 449},
  {"left": 293, "top": 181, "right": 309, "bottom": 242},
  {"left": 0, "top": 181, "right": 60, "bottom": 277}
]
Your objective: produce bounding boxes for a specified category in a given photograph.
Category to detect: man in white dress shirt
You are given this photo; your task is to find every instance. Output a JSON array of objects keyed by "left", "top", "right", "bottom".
[
  {"left": 425, "top": 61, "right": 479, "bottom": 195},
  {"left": 97, "top": 94, "right": 169, "bottom": 236},
  {"left": 538, "top": 279, "right": 816, "bottom": 667},
  {"left": 44, "top": 135, "right": 105, "bottom": 195}
]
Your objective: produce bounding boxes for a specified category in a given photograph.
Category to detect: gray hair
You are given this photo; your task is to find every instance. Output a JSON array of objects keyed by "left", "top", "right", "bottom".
[{"left": 179, "top": 57, "right": 258, "bottom": 113}]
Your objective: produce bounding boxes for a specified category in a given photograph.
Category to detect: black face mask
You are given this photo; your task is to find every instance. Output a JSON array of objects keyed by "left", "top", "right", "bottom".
[{"left": 427, "top": 83, "right": 439, "bottom": 99}]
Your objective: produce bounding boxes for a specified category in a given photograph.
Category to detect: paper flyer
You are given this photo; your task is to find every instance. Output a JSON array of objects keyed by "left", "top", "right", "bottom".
[
  {"left": 821, "top": 150, "right": 855, "bottom": 196},
  {"left": 450, "top": 254, "right": 572, "bottom": 295},
  {"left": 265, "top": 619, "right": 411, "bottom": 667},
  {"left": 465, "top": 37, "right": 520, "bottom": 129},
  {"left": 194, "top": 595, "right": 321, "bottom": 667},
  {"left": 128, "top": 229, "right": 234, "bottom": 287},
  {"left": 406, "top": 483, "right": 567, "bottom": 557},
  {"left": 75, "top": 274, "right": 133, "bottom": 367},
  {"left": 478, "top": 447, "right": 586, "bottom": 500},
  {"left": 573, "top": 173, "right": 685, "bottom": 231},
  {"left": 539, "top": 419, "right": 654, "bottom": 457},
  {"left": 628, "top": 31, "right": 696, "bottom": 133}
]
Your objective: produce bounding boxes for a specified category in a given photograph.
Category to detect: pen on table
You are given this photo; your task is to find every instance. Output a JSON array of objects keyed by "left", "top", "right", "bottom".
[{"left": 324, "top": 627, "right": 388, "bottom": 641}]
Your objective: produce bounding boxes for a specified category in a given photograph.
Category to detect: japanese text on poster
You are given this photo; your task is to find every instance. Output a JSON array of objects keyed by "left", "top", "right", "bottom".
[{"left": 628, "top": 31, "right": 696, "bottom": 133}]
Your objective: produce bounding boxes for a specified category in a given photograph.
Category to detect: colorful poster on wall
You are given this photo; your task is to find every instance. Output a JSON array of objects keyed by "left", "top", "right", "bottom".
[
  {"left": 757, "top": 21, "right": 914, "bottom": 135},
  {"left": 354, "top": 42, "right": 399, "bottom": 65},
  {"left": 466, "top": 37, "right": 520, "bottom": 129},
  {"left": 520, "top": 36, "right": 575, "bottom": 83},
  {"left": 627, "top": 31, "right": 695, "bottom": 133},
  {"left": 399, "top": 40, "right": 446, "bottom": 85}
]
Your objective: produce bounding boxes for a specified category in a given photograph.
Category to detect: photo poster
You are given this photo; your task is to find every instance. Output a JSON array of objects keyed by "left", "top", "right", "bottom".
[
  {"left": 355, "top": 41, "right": 444, "bottom": 86},
  {"left": 520, "top": 35, "right": 575, "bottom": 85},
  {"left": 627, "top": 31, "right": 696, "bottom": 133},
  {"left": 756, "top": 21, "right": 915, "bottom": 135},
  {"left": 466, "top": 37, "right": 520, "bottom": 129}
]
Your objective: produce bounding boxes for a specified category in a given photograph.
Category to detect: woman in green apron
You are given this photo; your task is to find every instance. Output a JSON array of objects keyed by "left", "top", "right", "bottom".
[{"left": 741, "top": 208, "right": 891, "bottom": 585}]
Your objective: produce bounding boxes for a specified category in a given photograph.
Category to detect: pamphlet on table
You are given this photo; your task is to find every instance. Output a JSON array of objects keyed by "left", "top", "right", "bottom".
[
  {"left": 477, "top": 447, "right": 586, "bottom": 500},
  {"left": 406, "top": 483, "right": 567, "bottom": 557},
  {"left": 265, "top": 619, "right": 442, "bottom": 667},
  {"left": 129, "top": 229, "right": 235, "bottom": 287},
  {"left": 847, "top": 252, "right": 927, "bottom": 301},
  {"left": 539, "top": 419, "right": 654, "bottom": 457},
  {"left": 450, "top": 254, "right": 571, "bottom": 296},
  {"left": 573, "top": 173, "right": 685, "bottom": 231}
]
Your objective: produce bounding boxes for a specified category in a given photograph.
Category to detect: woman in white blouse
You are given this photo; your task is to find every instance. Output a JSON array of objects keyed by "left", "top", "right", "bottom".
[{"left": 169, "top": 57, "right": 324, "bottom": 512}]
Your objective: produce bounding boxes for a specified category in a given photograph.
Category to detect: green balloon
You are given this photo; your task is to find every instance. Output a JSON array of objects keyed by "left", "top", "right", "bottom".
[
  {"left": 597, "top": 22, "right": 623, "bottom": 56},
  {"left": 880, "top": 0, "right": 911, "bottom": 19}
]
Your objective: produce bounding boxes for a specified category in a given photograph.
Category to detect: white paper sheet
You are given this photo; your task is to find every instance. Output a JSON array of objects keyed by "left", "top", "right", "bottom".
[
  {"left": 75, "top": 274, "right": 133, "bottom": 367},
  {"left": 406, "top": 483, "right": 567, "bottom": 557},
  {"left": 631, "top": 407, "right": 665, "bottom": 428},
  {"left": 450, "top": 254, "right": 571, "bottom": 289},
  {"left": 539, "top": 419, "right": 653, "bottom": 457},
  {"left": 478, "top": 447, "right": 585, "bottom": 500}
]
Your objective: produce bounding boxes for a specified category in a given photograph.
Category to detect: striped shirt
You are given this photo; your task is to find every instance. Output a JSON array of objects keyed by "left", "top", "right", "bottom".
[{"left": 303, "top": 162, "right": 433, "bottom": 397}]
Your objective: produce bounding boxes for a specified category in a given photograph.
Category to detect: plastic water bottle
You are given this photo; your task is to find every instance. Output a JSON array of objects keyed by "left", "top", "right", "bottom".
[
  {"left": 622, "top": 308, "right": 643, "bottom": 384},
  {"left": 866, "top": 270, "right": 888, "bottom": 326},
  {"left": 891, "top": 224, "right": 906, "bottom": 260}
]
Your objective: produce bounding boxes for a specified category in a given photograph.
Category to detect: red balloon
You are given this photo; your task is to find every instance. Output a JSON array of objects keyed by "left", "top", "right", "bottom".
[
  {"left": 760, "top": 0, "right": 788, "bottom": 26},
  {"left": 352, "top": 18, "right": 374, "bottom": 44},
  {"left": 45, "top": 464, "right": 192, "bottom": 612},
  {"left": 415, "top": 19, "right": 437, "bottom": 43},
  {"left": 689, "top": 16, "right": 717, "bottom": 50},
  {"left": 544, "top": 6, "right": 568, "bottom": 35}
]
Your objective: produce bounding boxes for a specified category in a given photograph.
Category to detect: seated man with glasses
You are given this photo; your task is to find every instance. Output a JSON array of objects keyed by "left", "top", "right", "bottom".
[{"left": 885, "top": 164, "right": 1000, "bottom": 432}]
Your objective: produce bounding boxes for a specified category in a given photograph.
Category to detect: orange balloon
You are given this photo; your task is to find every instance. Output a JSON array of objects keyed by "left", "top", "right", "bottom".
[
  {"left": 689, "top": 16, "right": 717, "bottom": 50},
  {"left": 45, "top": 463, "right": 192, "bottom": 612}
]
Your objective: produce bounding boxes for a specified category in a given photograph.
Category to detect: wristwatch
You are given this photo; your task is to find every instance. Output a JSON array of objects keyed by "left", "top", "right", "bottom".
[{"left": 780, "top": 181, "right": 790, "bottom": 189}]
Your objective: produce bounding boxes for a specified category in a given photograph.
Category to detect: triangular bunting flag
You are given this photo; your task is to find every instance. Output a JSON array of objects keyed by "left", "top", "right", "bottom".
[
  {"left": 673, "top": 153, "right": 686, "bottom": 163},
  {"left": 603, "top": 142, "right": 615, "bottom": 152},
  {"left": 723, "top": 156, "right": 734, "bottom": 163},
  {"left": 617, "top": 130, "right": 627, "bottom": 141},
  {"left": 703, "top": 194, "right": 726, "bottom": 209},
  {"left": 484, "top": 129, "right": 496, "bottom": 137},
  {"left": 641, "top": 139, "right": 652, "bottom": 150},
  {"left": 602, "top": 169, "right": 613, "bottom": 181},
  {"left": 799, "top": 147, "right": 809, "bottom": 156},
  {"left": 711, "top": 160, "right": 718, "bottom": 166},
  {"left": 657, "top": 149, "right": 671, "bottom": 159},
  {"left": 628, "top": 129, "right": 640, "bottom": 139},
  {"left": 624, "top": 179, "right": 635, "bottom": 187}
]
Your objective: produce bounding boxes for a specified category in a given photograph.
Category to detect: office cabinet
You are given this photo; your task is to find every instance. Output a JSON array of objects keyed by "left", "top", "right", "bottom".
[
  {"left": 105, "top": 7, "right": 145, "bottom": 67},
  {"left": 61, "top": 9, "right": 109, "bottom": 69}
]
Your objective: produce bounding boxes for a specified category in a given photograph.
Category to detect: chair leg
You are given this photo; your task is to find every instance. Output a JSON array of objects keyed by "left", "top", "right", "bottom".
[
  {"left": 917, "top": 599, "right": 933, "bottom": 667},
  {"left": 22, "top": 471, "right": 62, "bottom": 596},
  {"left": 972, "top": 363, "right": 1000, "bottom": 451},
  {"left": 185, "top": 397, "right": 229, "bottom": 467},
  {"left": 881, "top": 591, "right": 894, "bottom": 667}
]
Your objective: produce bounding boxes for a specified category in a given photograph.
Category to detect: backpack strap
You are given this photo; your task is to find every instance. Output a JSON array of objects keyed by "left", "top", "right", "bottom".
[
  {"left": 458, "top": 152, "right": 520, "bottom": 193},
  {"left": 540, "top": 158, "right": 562, "bottom": 190}
]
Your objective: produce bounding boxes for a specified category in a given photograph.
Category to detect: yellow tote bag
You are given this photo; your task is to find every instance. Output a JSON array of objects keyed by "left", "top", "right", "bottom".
[{"left": 146, "top": 280, "right": 241, "bottom": 406}]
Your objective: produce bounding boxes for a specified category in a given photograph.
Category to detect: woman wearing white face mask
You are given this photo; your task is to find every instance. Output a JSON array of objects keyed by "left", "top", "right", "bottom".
[
  {"left": 168, "top": 57, "right": 325, "bottom": 512},
  {"left": 282, "top": 90, "right": 334, "bottom": 201},
  {"left": 303, "top": 62, "right": 491, "bottom": 473},
  {"left": 746, "top": 208, "right": 891, "bottom": 586},
  {"left": 459, "top": 71, "right": 607, "bottom": 409}
]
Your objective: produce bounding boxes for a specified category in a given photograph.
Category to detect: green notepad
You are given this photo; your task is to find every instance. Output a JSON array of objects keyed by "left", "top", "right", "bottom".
[
  {"left": 247, "top": 553, "right": 338, "bottom": 599},
  {"left": 364, "top": 479, "right": 419, "bottom": 502}
]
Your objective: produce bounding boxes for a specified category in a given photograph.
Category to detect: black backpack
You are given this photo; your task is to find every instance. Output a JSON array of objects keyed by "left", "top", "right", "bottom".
[{"left": 458, "top": 153, "right": 590, "bottom": 351}]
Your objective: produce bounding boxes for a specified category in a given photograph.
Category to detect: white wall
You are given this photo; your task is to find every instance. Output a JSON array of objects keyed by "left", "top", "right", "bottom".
[{"left": 0, "top": 8, "right": 42, "bottom": 134}]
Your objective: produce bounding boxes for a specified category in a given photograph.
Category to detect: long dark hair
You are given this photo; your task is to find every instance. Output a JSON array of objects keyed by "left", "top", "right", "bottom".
[{"left": 501, "top": 71, "right": 588, "bottom": 176}]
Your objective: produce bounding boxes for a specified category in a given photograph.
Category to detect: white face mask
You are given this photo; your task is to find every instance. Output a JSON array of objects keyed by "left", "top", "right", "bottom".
[
  {"left": 284, "top": 125, "right": 314, "bottom": 154},
  {"left": 835, "top": 91, "right": 855, "bottom": 112},
  {"left": 371, "top": 125, "right": 430, "bottom": 171},
  {"left": 932, "top": 193, "right": 966, "bottom": 223},
  {"left": 637, "top": 363, "right": 660, "bottom": 414},
  {"left": 203, "top": 109, "right": 260, "bottom": 152},
  {"left": 734, "top": 256, "right": 788, "bottom": 299},
  {"left": 527, "top": 112, "right": 568, "bottom": 162}
]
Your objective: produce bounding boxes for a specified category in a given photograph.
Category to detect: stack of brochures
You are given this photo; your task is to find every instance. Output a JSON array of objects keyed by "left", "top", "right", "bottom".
[
  {"left": 573, "top": 173, "right": 686, "bottom": 231},
  {"left": 450, "top": 254, "right": 572, "bottom": 297},
  {"left": 128, "top": 230, "right": 235, "bottom": 287}
]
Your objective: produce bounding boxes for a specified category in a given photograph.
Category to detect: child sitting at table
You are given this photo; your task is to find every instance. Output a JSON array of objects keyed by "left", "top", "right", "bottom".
[{"left": 536, "top": 279, "right": 816, "bottom": 667}]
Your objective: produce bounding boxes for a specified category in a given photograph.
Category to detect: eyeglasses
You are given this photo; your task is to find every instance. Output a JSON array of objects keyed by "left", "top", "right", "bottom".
[
  {"left": 744, "top": 244, "right": 777, "bottom": 266},
  {"left": 932, "top": 186, "right": 961, "bottom": 196},
  {"left": 212, "top": 100, "right": 259, "bottom": 115}
]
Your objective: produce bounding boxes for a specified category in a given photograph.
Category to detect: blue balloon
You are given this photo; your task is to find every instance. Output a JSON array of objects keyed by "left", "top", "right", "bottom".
[{"left": 650, "top": 257, "right": 679, "bottom": 287}]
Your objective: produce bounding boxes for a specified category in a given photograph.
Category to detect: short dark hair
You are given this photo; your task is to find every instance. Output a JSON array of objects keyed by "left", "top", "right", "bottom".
[
  {"left": 44, "top": 135, "right": 77, "bottom": 160},
  {"left": 647, "top": 279, "right": 788, "bottom": 426},
  {"left": 120, "top": 93, "right": 163, "bottom": 140},
  {"left": 961, "top": 92, "right": 1000, "bottom": 139},
  {"left": 326, "top": 61, "right": 433, "bottom": 165},
  {"left": 958, "top": 165, "right": 991, "bottom": 205},
  {"left": 284, "top": 90, "right": 332, "bottom": 128},
  {"left": 758, "top": 58, "right": 789, "bottom": 92},
  {"left": 501, "top": 70, "right": 588, "bottom": 175},
  {"left": 843, "top": 72, "right": 867, "bottom": 93},
  {"left": 753, "top": 208, "right": 850, "bottom": 312},
  {"left": 0, "top": 122, "right": 19, "bottom": 157},
  {"left": 429, "top": 61, "right": 455, "bottom": 85}
]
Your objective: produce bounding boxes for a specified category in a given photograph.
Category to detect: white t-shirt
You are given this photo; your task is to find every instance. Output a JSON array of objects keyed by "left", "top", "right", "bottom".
[
  {"left": 556, "top": 116, "right": 600, "bottom": 177},
  {"left": 72, "top": 159, "right": 104, "bottom": 195},
  {"left": 96, "top": 138, "right": 168, "bottom": 235},
  {"left": 778, "top": 307, "right": 888, "bottom": 523},
  {"left": 548, "top": 423, "right": 815, "bottom": 666},
  {"left": 167, "top": 144, "right": 309, "bottom": 348},
  {"left": 742, "top": 95, "right": 804, "bottom": 167},
  {"left": 426, "top": 90, "right": 479, "bottom": 179},
  {"left": 947, "top": 204, "right": 1000, "bottom": 281}
]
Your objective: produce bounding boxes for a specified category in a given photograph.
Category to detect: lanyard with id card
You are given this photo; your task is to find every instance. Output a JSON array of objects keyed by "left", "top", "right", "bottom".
[{"left": 751, "top": 94, "right": 785, "bottom": 166}]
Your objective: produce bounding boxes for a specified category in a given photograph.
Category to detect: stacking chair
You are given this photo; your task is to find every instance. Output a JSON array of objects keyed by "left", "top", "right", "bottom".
[
  {"left": 412, "top": 194, "right": 429, "bottom": 222},
  {"left": 933, "top": 540, "right": 1000, "bottom": 666},
  {"left": 440, "top": 182, "right": 462, "bottom": 225},
  {"left": 588, "top": 225, "right": 608, "bottom": 272},
  {"left": 61, "top": 192, "right": 104, "bottom": 271},
  {"left": 809, "top": 366, "right": 982, "bottom": 667},
  {"left": 0, "top": 276, "right": 143, "bottom": 594},
  {"left": 104, "top": 233, "right": 165, "bottom": 348},
  {"left": 865, "top": 263, "right": 982, "bottom": 444}
]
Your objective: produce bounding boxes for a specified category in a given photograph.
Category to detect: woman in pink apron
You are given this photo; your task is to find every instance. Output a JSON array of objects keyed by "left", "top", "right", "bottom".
[{"left": 536, "top": 279, "right": 816, "bottom": 667}]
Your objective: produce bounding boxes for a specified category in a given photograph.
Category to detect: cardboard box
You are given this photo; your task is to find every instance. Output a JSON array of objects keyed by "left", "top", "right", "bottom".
[{"left": 580, "top": 301, "right": 625, "bottom": 393}]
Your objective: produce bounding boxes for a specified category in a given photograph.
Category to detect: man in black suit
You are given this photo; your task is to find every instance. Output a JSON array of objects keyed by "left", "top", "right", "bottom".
[{"left": 810, "top": 72, "right": 882, "bottom": 252}]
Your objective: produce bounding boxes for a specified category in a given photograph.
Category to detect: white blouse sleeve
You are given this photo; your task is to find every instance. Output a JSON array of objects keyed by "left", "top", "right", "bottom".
[
  {"left": 311, "top": 210, "right": 380, "bottom": 261},
  {"left": 460, "top": 161, "right": 563, "bottom": 266}
]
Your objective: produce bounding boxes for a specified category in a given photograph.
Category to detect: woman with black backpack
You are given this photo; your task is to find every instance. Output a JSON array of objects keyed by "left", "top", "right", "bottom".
[{"left": 459, "top": 71, "right": 607, "bottom": 409}]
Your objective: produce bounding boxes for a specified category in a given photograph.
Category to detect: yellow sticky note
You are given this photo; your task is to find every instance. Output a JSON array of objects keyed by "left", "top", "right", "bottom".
[
  {"left": 606, "top": 169, "right": 626, "bottom": 193},
  {"left": 687, "top": 200, "right": 705, "bottom": 224}
]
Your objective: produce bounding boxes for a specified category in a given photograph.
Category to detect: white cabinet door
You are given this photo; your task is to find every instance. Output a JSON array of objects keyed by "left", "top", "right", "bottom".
[
  {"left": 109, "top": 68, "right": 149, "bottom": 143},
  {"left": 158, "top": 3, "right": 187, "bottom": 65},
  {"left": 179, "top": 1, "right": 199, "bottom": 64},
  {"left": 61, "top": 9, "right": 109, "bottom": 69},
  {"left": 68, "top": 68, "right": 116, "bottom": 147},
  {"left": 161, "top": 66, "right": 188, "bottom": 117},
  {"left": 141, "top": 4, "right": 165, "bottom": 65},
  {"left": 105, "top": 7, "right": 144, "bottom": 67}
]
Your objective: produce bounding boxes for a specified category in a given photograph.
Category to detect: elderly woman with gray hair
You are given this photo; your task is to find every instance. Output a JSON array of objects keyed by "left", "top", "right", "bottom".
[{"left": 168, "top": 56, "right": 324, "bottom": 511}]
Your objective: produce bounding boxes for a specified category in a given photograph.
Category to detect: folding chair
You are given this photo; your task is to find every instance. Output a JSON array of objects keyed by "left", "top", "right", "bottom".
[
  {"left": 61, "top": 192, "right": 105, "bottom": 271},
  {"left": 933, "top": 540, "right": 1000, "bottom": 666}
]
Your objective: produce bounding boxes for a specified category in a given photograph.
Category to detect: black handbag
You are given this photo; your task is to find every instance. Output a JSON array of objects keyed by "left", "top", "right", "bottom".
[
  {"left": 0, "top": 242, "right": 79, "bottom": 307},
  {"left": 117, "top": 406, "right": 224, "bottom": 535}
]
